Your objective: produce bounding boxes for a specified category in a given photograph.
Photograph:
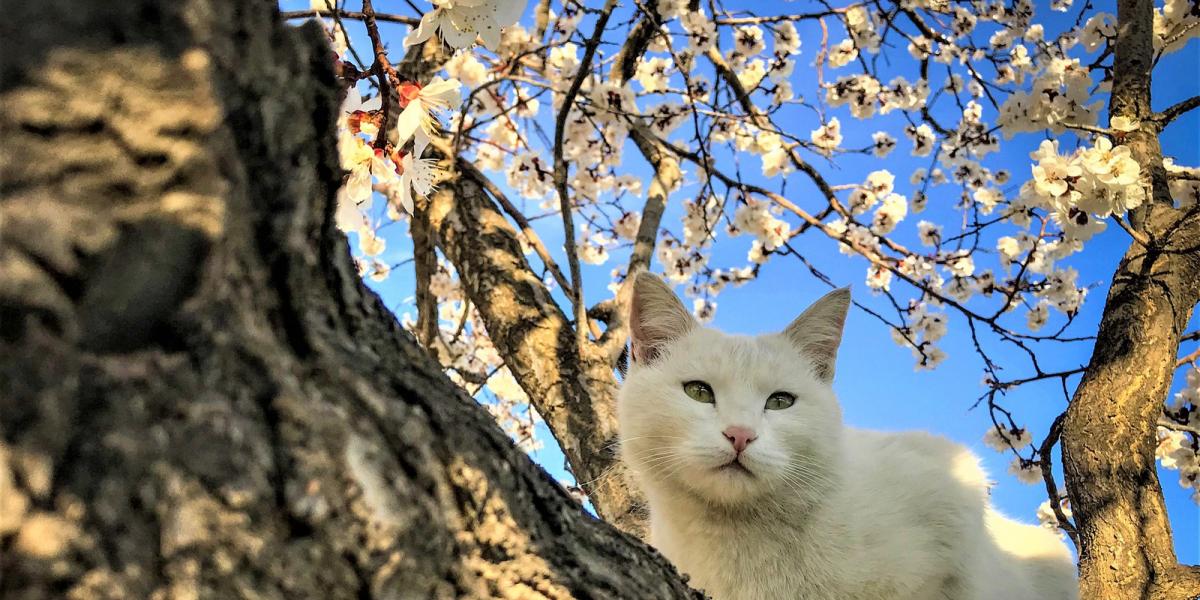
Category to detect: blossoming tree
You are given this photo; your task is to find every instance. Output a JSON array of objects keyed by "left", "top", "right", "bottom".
[
  {"left": 293, "top": 0, "right": 1200, "bottom": 596},
  {"left": 3, "top": 0, "right": 1198, "bottom": 595}
]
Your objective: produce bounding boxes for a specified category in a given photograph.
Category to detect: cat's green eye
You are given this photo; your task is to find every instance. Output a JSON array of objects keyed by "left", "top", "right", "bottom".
[
  {"left": 765, "top": 392, "right": 796, "bottom": 410},
  {"left": 683, "top": 380, "right": 715, "bottom": 404}
]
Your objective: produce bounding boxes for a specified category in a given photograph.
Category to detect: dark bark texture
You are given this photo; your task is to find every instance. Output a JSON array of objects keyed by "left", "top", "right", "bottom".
[
  {"left": 0, "top": 1, "right": 698, "bottom": 598},
  {"left": 1061, "top": 0, "right": 1200, "bottom": 598}
]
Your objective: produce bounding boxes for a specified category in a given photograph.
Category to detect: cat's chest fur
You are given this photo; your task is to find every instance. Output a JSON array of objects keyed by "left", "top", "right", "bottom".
[
  {"left": 645, "top": 438, "right": 958, "bottom": 600},
  {"left": 649, "top": 497, "right": 855, "bottom": 600}
]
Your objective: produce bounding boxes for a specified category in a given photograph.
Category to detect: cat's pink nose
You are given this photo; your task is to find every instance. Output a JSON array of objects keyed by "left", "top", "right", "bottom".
[{"left": 723, "top": 426, "right": 757, "bottom": 454}]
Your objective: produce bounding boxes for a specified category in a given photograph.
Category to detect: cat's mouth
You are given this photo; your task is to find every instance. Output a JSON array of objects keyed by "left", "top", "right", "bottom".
[{"left": 716, "top": 459, "right": 755, "bottom": 476}]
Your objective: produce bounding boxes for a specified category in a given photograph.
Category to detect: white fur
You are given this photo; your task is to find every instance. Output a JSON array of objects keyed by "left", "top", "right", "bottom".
[{"left": 617, "top": 280, "right": 1077, "bottom": 600}]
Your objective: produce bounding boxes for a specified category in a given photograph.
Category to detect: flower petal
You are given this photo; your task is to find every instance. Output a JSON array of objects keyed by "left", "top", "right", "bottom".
[
  {"left": 404, "top": 11, "right": 442, "bottom": 48},
  {"left": 414, "top": 128, "right": 431, "bottom": 158},
  {"left": 394, "top": 101, "right": 424, "bottom": 147},
  {"left": 398, "top": 173, "right": 415, "bottom": 215}
]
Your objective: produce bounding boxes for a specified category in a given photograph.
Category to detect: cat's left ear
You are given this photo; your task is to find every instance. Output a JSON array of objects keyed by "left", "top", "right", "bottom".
[{"left": 782, "top": 287, "right": 851, "bottom": 382}]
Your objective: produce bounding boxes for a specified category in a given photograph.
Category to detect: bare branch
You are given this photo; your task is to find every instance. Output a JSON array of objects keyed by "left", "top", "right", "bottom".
[
  {"left": 1176, "top": 344, "right": 1200, "bottom": 368},
  {"left": 412, "top": 202, "right": 443, "bottom": 351},
  {"left": 1039, "top": 412, "right": 1080, "bottom": 548},
  {"left": 1113, "top": 213, "right": 1153, "bottom": 247},
  {"left": 1158, "top": 416, "right": 1200, "bottom": 436},
  {"left": 713, "top": 9, "right": 847, "bottom": 26},
  {"left": 595, "top": 7, "right": 682, "bottom": 361},
  {"left": 553, "top": 0, "right": 619, "bottom": 352},
  {"left": 360, "top": 0, "right": 402, "bottom": 149},
  {"left": 1154, "top": 95, "right": 1200, "bottom": 128},
  {"left": 280, "top": 8, "right": 420, "bottom": 25},
  {"left": 426, "top": 159, "right": 647, "bottom": 538}
]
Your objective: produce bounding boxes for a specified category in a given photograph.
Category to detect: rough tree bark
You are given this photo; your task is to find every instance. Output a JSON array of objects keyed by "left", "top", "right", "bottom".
[
  {"left": 1061, "top": 0, "right": 1200, "bottom": 598},
  {"left": 0, "top": 0, "right": 699, "bottom": 598},
  {"left": 425, "top": 171, "right": 647, "bottom": 538}
]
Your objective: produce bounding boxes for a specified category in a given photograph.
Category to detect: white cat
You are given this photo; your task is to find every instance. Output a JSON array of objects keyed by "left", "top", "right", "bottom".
[{"left": 617, "top": 272, "right": 1077, "bottom": 600}]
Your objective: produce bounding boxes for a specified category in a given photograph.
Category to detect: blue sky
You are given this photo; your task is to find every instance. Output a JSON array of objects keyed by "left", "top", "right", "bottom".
[{"left": 293, "top": 0, "right": 1200, "bottom": 563}]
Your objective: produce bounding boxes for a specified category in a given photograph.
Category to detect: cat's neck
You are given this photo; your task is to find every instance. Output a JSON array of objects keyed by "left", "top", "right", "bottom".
[{"left": 644, "top": 463, "right": 853, "bottom": 597}]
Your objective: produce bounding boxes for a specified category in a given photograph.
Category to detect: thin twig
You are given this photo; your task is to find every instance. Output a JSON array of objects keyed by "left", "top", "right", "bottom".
[
  {"left": 1113, "top": 213, "right": 1153, "bottom": 247},
  {"left": 1177, "top": 344, "right": 1200, "bottom": 368},
  {"left": 280, "top": 8, "right": 420, "bottom": 25},
  {"left": 553, "top": 0, "right": 618, "bottom": 352},
  {"left": 1158, "top": 417, "right": 1200, "bottom": 436},
  {"left": 360, "top": 0, "right": 402, "bottom": 149}
]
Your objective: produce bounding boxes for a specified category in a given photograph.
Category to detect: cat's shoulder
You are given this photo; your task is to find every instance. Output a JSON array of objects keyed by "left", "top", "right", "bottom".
[
  {"left": 845, "top": 428, "right": 989, "bottom": 486},
  {"left": 846, "top": 427, "right": 971, "bottom": 457}
]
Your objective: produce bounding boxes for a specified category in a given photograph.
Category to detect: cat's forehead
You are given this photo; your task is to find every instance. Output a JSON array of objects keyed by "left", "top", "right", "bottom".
[{"left": 668, "top": 327, "right": 813, "bottom": 379}]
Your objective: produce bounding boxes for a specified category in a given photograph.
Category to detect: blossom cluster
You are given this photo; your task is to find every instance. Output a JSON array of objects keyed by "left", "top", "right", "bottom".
[{"left": 1019, "top": 134, "right": 1145, "bottom": 243}]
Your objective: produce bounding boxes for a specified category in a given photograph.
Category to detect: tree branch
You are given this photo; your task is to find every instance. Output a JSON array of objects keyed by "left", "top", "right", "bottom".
[
  {"left": 426, "top": 158, "right": 648, "bottom": 538},
  {"left": 411, "top": 201, "right": 443, "bottom": 352},
  {"left": 360, "top": 0, "right": 401, "bottom": 149},
  {"left": 457, "top": 158, "right": 574, "bottom": 295},
  {"left": 1154, "top": 95, "right": 1200, "bottom": 127},
  {"left": 1039, "top": 412, "right": 1080, "bottom": 548},
  {"left": 596, "top": 7, "right": 679, "bottom": 361},
  {"left": 1158, "top": 417, "right": 1200, "bottom": 436},
  {"left": 1062, "top": 1, "right": 1200, "bottom": 597}
]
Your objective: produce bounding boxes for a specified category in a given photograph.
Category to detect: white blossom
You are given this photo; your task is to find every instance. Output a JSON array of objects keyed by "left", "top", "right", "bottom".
[
  {"left": 1009, "top": 457, "right": 1044, "bottom": 484},
  {"left": 984, "top": 425, "right": 1034, "bottom": 452},
  {"left": 404, "top": 0, "right": 525, "bottom": 50}
]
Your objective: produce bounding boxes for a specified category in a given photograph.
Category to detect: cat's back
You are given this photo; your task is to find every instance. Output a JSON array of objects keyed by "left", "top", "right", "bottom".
[
  {"left": 845, "top": 428, "right": 991, "bottom": 509},
  {"left": 826, "top": 430, "right": 990, "bottom": 596},
  {"left": 844, "top": 428, "right": 1077, "bottom": 600},
  {"left": 984, "top": 508, "right": 1079, "bottom": 599}
]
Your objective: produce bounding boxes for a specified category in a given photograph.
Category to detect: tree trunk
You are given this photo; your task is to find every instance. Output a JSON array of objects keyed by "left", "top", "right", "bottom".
[
  {"left": 0, "top": 1, "right": 697, "bottom": 598},
  {"left": 1061, "top": 0, "right": 1200, "bottom": 598}
]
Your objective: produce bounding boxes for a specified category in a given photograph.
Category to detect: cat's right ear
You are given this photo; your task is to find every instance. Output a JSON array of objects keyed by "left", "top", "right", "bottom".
[
  {"left": 782, "top": 286, "right": 851, "bottom": 382},
  {"left": 629, "top": 271, "right": 696, "bottom": 365}
]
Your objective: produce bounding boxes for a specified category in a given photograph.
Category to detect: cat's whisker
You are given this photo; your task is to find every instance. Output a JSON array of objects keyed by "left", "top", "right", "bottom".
[
  {"left": 772, "top": 466, "right": 823, "bottom": 495},
  {"left": 637, "top": 454, "right": 686, "bottom": 469},
  {"left": 614, "top": 435, "right": 687, "bottom": 443},
  {"left": 792, "top": 467, "right": 836, "bottom": 488},
  {"left": 653, "top": 459, "right": 693, "bottom": 482},
  {"left": 629, "top": 450, "right": 689, "bottom": 466},
  {"left": 628, "top": 445, "right": 688, "bottom": 455},
  {"left": 779, "top": 465, "right": 835, "bottom": 490},
  {"left": 609, "top": 438, "right": 686, "bottom": 453},
  {"left": 779, "top": 464, "right": 829, "bottom": 482},
  {"left": 777, "top": 469, "right": 820, "bottom": 498},
  {"left": 639, "top": 452, "right": 690, "bottom": 475},
  {"left": 639, "top": 455, "right": 689, "bottom": 476},
  {"left": 569, "top": 465, "right": 620, "bottom": 489}
]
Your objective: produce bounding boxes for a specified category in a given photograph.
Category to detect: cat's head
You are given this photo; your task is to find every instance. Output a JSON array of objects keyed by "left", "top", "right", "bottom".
[{"left": 617, "top": 272, "right": 850, "bottom": 508}]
